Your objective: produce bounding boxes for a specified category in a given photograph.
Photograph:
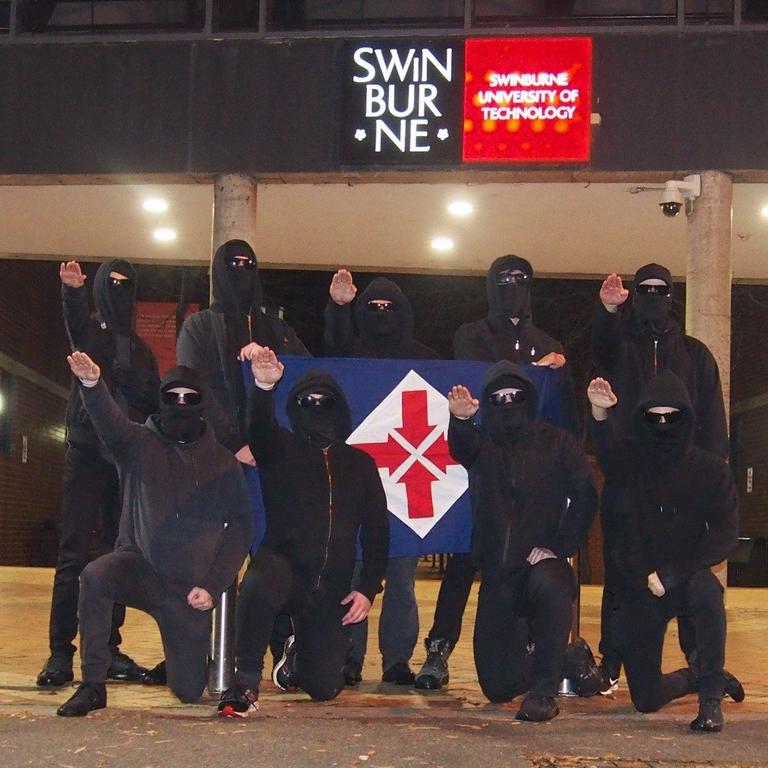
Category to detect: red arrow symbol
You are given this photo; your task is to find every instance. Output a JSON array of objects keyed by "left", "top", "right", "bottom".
[
  {"left": 395, "top": 390, "right": 435, "bottom": 448},
  {"left": 399, "top": 461, "right": 438, "bottom": 519},
  {"left": 355, "top": 433, "right": 410, "bottom": 475}
]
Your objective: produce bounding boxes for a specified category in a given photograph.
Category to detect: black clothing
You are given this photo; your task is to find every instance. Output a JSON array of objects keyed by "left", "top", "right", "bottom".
[
  {"left": 246, "top": 373, "right": 389, "bottom": 602},
  {"left": 157, "top": 365, "right": 206, "bottom": 444},
  {"left": 428, "top": 553, "right": 476, "bottom": 647},
  {"left": 474, "top": 559, "right": 577, "bottom": 700},
  {"left": 177, "top": 239, "right": 309, "bottom": 452},
  {"left": 324, "top": 276, "right": 439, "bottom": 359},
  {"left": 450, "top": 362, "right": 596, "bottom": 574}
]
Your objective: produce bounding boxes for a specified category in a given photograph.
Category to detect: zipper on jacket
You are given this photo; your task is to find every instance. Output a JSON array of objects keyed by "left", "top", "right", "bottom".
[
  {"left": 316, "top": 448, "right": 334, "bottom": 590},
  {"left": 653, "top": 339, "right": 659, "bottom": 375},
  {"left": 247, "top": 312, "right": 252, "bottom": 342}
]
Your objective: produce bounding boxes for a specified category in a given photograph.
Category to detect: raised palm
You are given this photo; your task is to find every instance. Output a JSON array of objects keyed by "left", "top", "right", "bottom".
[
  {"left": 448, "top": 385, "right": 479, "bottom": 418},
  {"left": 251, "top": 347, "right": 284, "bottom": 386},
  {"left": 67, "top": 351, "right": 101, "bottom": 381},
  {"left": 329, "top": 269, "right": 357, "bottom": 305},
  {"left": 599, "top": 273, "right": 629, "bottom": 307},
  {"left": 587, "top": 378, "right": 618, "bottom": 409},
  {"left": 60, "top": 261, "right": 86, "bottom": 288}
]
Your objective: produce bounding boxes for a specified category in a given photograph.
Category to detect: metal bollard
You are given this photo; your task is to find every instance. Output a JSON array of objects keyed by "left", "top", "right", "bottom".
[
  {"left": 558, "top": 551, "right": 581, "bottom": 697},
  {"left": 207, "top": 581, "right": 238, "bottom": 695}
]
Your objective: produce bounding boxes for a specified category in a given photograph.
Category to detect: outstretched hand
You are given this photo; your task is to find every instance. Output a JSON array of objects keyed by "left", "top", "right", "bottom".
[
  {"left": 60, "top": 261, "right": 86, "bottom": 288},
  {"left": 340, "top": 591, "right": 371, "bottom": 625},
  {"left": 67, "top": 351, "right": 101, "bottom": 382},
  {"left": 448, "top": 385, "right": 479, "bottom": 419},
  {"left": 329, "top": 269, "right": 357, "bottom": 305},
  {"left": 251, "top": 346, "right": 284, "bottom": 386},
  {"left": 587, "top": 378, "right": 618, "bottom": 409},
  {"left": 533, "top": 352, "right": 566, "bottom": 369},
  {"left": 599, "top": 273, "right": 629, "bottom": 309}
]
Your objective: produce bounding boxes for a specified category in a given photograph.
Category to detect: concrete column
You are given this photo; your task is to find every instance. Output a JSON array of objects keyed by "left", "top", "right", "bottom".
[{"left": 685, "top": 170, "right": 733, "bottom": 588}]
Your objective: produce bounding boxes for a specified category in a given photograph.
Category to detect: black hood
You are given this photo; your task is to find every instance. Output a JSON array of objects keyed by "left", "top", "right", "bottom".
[
  {"left": 93, "top": 258, "right": 137, "bottom": 336},
  {"left": 631, "top": 371, "right": 695, "bottom": 466},
  {"left": 156, "top": 365, "right": 206, "bottom": 444},
  {"left": 486, "top": 254, "right": 533, "bottom": 322},
  {"left": 354, "top": 276, "right": 414, "bottom": 350},
  {"left": 480, "top": 360, "right": 539, "bottom": 442},
  {"left": 631, "top": 262, "right": 674, "bottom": 338},
  {"left": 210, "top": 239, "right": 264, "bottom": 315},
  {"left": 286, "top": 370, "right": 352, "bottom": 448}
]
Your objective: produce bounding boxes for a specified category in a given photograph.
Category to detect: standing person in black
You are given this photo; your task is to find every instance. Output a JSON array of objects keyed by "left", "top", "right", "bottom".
[
  {"left": 37, "top": 260, "right": 158, "bottom": 688},
  {"left": 324, "top": 269, "right": 439, "bottom": 686},
  {"left": 591, "top": 264, "right": 742, "bottom": 700},
  {"left": 447, "top": 361, "right": 596, "bottom": 721},
  {"left": 588, "top": 374, "right": 738, "bottom": 731},
  {"left": 56, "top": 354, "right": 253, "bottom": 717},
  {"left": 218, "top": 345, "right": 389, "bottom": 717},
  {"left": 416, "top": 254, "right": 575, "bottom": 690}
]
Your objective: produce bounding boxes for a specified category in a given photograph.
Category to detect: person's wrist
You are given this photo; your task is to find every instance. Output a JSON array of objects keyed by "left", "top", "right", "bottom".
[
  {"left": 254, "top": 379, "right": 276, "bottom": 391},
  {"left": 591, "top": 404, "right": 608, "bottom": 421},
  {"left": 601, "top": 300, "right": 619, "bottom": 313},
  {"left": 79, "top": 377, "right": 99, "bottom": 388}
]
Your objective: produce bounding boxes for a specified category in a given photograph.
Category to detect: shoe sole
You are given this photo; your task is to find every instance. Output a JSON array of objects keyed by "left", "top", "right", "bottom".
[
  {"left": 599, "top": 680, "right": 619, "bottom": 696},
  {"left": 272, "top": 638, "right": 295, "bottom": 692},
  {"left": 414, "top": 676, "right": 448, "bottom": 690},
  {"left": 37, "top": 676, "right": 74, "bottom": 688},
  {"left": 218, "top": 705, "right": 253, "bottom": 719}
]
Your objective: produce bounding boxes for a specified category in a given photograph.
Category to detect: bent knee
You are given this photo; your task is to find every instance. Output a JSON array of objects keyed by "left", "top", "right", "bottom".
[
  {"left": 304, "top": 679, "right": 343, "bottom": 702},
  {"left": 171, "top": 682, "right": 205, "bottom": 704},
  {"left": 631, "top": 692, "right": 663, "bottom": 713}
]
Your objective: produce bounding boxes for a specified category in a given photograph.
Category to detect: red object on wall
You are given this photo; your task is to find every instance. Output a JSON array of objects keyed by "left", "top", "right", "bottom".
[
  {"left": 463, "top": 37, "right": 592, "bottom": 164},
  {"left": 135, "top": 302, "right": 199, "bottom": 377}
]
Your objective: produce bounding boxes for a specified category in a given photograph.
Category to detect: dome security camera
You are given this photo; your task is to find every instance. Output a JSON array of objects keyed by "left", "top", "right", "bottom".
[
  {"left": 660, "top": 185, "right": 684, "bottom": 217},
  {"left": 659, "top": 175, "right": 701, "bottom": 218}
]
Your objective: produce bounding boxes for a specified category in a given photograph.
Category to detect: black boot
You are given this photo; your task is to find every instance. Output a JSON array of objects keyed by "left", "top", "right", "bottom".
[
  {"left": 414, "top": 638, "right": 451, "bottom": 690},
  {"left": 36, "top": 655, "right": 74, "bottom": 687},
  {"left": 57, "top": 683, "right": 107, "bottom": 717},
  {"left": 516, "top": 692, "right": 559, "bottom": 722},
  {"left": 382, "top": 662, "right": 415, "bottom": 685},
  {"left": 344, "top": 657, "right": 363, "bottom": 687},
  {"left": 690, "top": 698, "right": 724, "bottom": 732},
  {"left": 107, "top": 651, "right": 149, "bottom": 682}
]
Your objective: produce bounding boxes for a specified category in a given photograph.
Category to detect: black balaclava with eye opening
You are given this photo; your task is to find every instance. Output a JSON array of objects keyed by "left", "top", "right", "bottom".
[
  {"left": 486, "top": 255, "right": 533, "bottom": 321},
  {"left": 157, "top": 366, "right": 206, "bottom": 444},
  {"left": 286, "top": 371, "right": 352, "bottom": 450},
  {"left": 94, "top": 258, "right": 137, "bottom": 337},
  {"left": 480, "top": 361, "right": 539, "bottom": 443},
  {"left": 631, "top": 263, "right": 674, "bottom": 338}
]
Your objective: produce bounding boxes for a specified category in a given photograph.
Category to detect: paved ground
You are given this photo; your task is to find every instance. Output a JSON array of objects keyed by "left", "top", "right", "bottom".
[{"left": 1, "top": 566, "right": 766, "bottom": 768}]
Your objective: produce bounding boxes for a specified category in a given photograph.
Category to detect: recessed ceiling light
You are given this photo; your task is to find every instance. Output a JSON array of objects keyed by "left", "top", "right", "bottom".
[
  {"left": 431, "top": 236, "right": 454, "bottom": 252},
  {"left": 153, "top": 228, "right": 177, "bottom": 242},
  {"left": 143, "top": 197, "right": 168, "bottom": 213},
  {"left": 447, "top": 200, "right": 473, "bottom": 217},
  {"left": 761, "top": 204, "right": 768, "bottom": 219}
]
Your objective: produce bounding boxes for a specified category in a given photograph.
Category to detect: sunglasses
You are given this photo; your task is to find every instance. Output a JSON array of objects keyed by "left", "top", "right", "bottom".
[
  {"left": 162, "top": 390, "right": 202, "bottom": 406},
  {"left": 367, "top": 300, "right": 395, "bottom": 313},
  {"left": 296, "top": 393, "right": 336, "bottom": 409},
  {"left": 636, "top": 284, "right": 670, "bottom": 297},
  {"left": 489, "top": 388, "right": 527, "bottom": 405},
  {"left": 225, "top": 255, "right": 256, "bottom": 269},
  {"left": 644, "top": 410, "right": 682, "bottom": 424},
  {"left": 108, "top": 277, "right": 132, "bottom": 290},
  {"left": 497, "top": 270, "right": 530, "bottom": 286}
]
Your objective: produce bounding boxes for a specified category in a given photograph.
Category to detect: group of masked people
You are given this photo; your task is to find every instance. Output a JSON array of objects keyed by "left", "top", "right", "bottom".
[{"left": 39, "top": 242, "right": 741, "bottom": 733}]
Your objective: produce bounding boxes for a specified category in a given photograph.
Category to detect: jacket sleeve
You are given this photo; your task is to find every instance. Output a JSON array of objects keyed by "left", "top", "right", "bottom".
[
  {"left": 198, "top": 467, "right": 255, "bottom": 598},
  {"left": 557, "top": 363, "right": 582, "bottom": 439},
  {"left": 356, "top": 454, "right": 390, "bottom": 602},
  {"left": 245, "top": 383, "right": 285, "bottom": 465},
  {"left": 447, "top": 414, "right": 482, "bottom": 469},
  {"left": 691, "top": 341, "right": 729, "bottom": 460},
  {"left": 591, "top": 300, "right": 624, "bottom": 376},
  {"left": 589, "top": 412, "right": 631, "bottom": 481},
  {"left": 78, "top": 380, "right": 142, "bottom": 461},
  {"left": 112, "top": 337, "right": 160, "bottom": 417},
  {"left": 551, "top": 432, "right": 597, "bottom": 558},
  {"left": 61, "top": 284, "right": 92, "bottom": 351},
  {"left": 323, "top": 300, "right": 355, "bottom": 357}
]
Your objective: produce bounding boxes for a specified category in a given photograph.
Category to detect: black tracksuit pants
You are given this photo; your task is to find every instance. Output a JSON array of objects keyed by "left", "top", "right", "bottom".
[
  {"left": 235, "top": 547, "right": 351, "bottom": 701},
  {"left": 78, "top": 551, "right": 211, "bottom": 702},
  {"left": 426, "top": 552, "right": 477, "bottom": 647},
  {"left": 614, "top": 569, "right": 725, "bottom": 712},
  {"left": 49, "top": 444, "right": 125, "bottom": 658},
  {"left": 474, "top": 559, "right": 577, "bottom": 701}
]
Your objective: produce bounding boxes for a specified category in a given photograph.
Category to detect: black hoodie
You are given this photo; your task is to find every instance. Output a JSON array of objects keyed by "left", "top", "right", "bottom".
[
  {"left": 62, "top": 258, "right": 159, "bottom": 451},
  {"left": 246, "top": 370, "right": 389, "bottom": 601},
  {"left": 324, "top": 276, "right": 439, "bottom": 360},
  {"left": 177, "top": 239, "right": 309, "bottom": 452},
  {"left": 590, "top": 371, "right": 738, "bottom": 595},
  {"left": 591, "top": 263, "right": 728, "bottom": 458},
  {"left": 448, "top": 361, "right": 596, "bottom": 574}
]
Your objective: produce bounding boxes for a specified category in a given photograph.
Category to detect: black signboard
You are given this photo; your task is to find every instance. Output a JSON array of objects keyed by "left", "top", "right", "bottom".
[{"left": 341, "top": 40, "right": 464, "bottom": 165}]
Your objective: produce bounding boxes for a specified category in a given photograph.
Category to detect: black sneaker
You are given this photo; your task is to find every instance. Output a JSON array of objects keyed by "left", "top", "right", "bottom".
[
  {"left": 723, "top": 670, "right": 745, "bottom": 703},
  {"left": 217, "top": 685, "right": 259, "bottom": 718},
  {"left": 690, "top": 698, "right": 724, "bottom": 732},
  {"left": 57, "top": 683, "right": 107, "bottom": 717},
  {"left": 36, "top": 655, "right": 74, "bottom": 688},
  {"left": 107, "top": 651, "right": 149, "bottom": 682},
  {"left": 597, "top": 661, "right": 620, "bottom": 696},
  {"left": 414, "top": 638, "right": 451, "bottom": 690},
  {"left": 272, "top": 635, "right": 298, "bottom": 692},
  {"left": 344, "top": 657, "right": 363, "bottom": 687},
  {"left": 141, "top": 660, "right": 167, "bottom": 686},
  {"left": 382, "top": 662, "right": 415, "bottom": 685},
  {"left": 515, "top": 692, "right": 559, "bottom": 722}
]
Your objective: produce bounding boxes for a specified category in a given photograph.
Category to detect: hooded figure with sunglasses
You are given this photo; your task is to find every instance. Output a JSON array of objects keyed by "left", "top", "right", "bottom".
[
  {"left": 446, "top": 361, "right": 596, "bottom": 722},
  {"left": 324, "top": 270, "right": 439, "bottom": 687},
  {"left": 55, "top": 352, "right": 253, "bottom": 717},
  {"left": 588, "top": 374, "right": 738, "bottom": 731},
  {"left": 37, "top": 260, "right": 160, "bottom": 691},
  {"left": 217, "top": 345, "right": 389, "bottom": 717}
]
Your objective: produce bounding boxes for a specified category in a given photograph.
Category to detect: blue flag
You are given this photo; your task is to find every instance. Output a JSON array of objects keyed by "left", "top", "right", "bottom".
[{"left": 243, "top": 357, "right": 566, "bottom": 557}]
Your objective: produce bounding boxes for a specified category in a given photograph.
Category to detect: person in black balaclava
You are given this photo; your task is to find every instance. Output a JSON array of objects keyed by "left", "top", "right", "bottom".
[
  {"left": 445, "top": 361, "right": 596, "bottom": 722},
  {"left": 218, "top": 345, "right": 389, "bottom": 717},
  {"left": 416, "top": 254, "right": 578, "bottom": 691},
  {"left": 588, "top": 373, "right": 738, "bottom": 732},
  {"left": 590, "top": 264, "right": 738, "bottom": 699},
  {"left": 324, "top": 269, "right": 439, "bottom": 687},
  {"left": 56, "top": 353, "right": 252, "bottom": 717},
  {"left": 37, "top": 260, "right": 159, "bottom": 690}
]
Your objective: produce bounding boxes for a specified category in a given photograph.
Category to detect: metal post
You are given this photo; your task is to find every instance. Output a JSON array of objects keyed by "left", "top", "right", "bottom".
[
  {"left": 558, "top": 551, "right": 581, "bottom": 697},
  {"left": 208, "top": 581, "right": 238, "bottom": 694}
]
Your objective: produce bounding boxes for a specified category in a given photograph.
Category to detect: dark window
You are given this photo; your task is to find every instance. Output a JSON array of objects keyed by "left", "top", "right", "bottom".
[
  {"left": 473, "top": 0, "right": 677, "bottom": 26},
  {"left": 0, "top": 371, "right": 14, "bottom": 456}
]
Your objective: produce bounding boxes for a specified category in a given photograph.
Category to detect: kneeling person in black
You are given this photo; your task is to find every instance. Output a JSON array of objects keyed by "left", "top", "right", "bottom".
[
  {"left": 588, "top": 373, "right": 738, "bottom": 732},
  {"left": 219, "top": 346, "right": 389, "bottom": 716},
  {"left": 57, "top": 354, "right": 254, "bottom": 717},
  {"left": 448, "top": 362, "right": 596, "bottom": 721}
]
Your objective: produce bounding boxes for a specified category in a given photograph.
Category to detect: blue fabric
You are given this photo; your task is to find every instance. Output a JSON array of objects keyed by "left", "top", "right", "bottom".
[{"left": 243, "top": 357, "right": 565, "bottom": 557}]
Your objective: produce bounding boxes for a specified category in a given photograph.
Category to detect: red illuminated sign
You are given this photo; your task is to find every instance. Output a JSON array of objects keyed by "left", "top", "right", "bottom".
[{"left": 463, "top": 37, "right": 592, "bottom": 164}]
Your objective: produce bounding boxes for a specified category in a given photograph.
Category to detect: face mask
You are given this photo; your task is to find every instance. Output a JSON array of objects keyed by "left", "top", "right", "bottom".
[
  {"left": 641, "top": 407, "right": 687, "bottom": 462},
  {"left": 633, "top": 282, "right": 672, "bottom": 336},
  {"left": 485, "top": 385, "right": 532, "bottom": 441},
  {"left": 361, "top": 299, "right": 400, "bottom": 339},
  {"left": 158, "top": 386, "right": 205, "bottom": 443},
  {"left": 291, "top": 391, "right": 340, "bottom": 448},
  {"left": 105, "top": 273, "right": 134, "bottom": 335}
]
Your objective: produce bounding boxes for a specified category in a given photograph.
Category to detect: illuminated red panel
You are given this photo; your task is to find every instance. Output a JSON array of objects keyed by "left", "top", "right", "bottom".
[{"left": 463, "top": 37, "right": 592, "bottom": 163}]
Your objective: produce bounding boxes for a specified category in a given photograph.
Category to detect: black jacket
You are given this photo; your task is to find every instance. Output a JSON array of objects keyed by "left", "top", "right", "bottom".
[
  {"left": 591, "top": 301, "right": 728, "bottom": 458},
  {"left": 324, "top": 276, "right": 439, "bottom": 360},
  {"left": 63, "top": 259, "right": 159, "bottom": 450},
  {"left": 449, "top": 361, "right": 596, "bottom": 574},
  {"left": 79, "top": 380, "right": 253, "bottom": 600},
  {"left": 246, "top": 372, "right": 389, "bottom": 601},
  {"left": 590, "top": 372, "right": 738, "bottom": 596},
  {"left": 177, "top": 240, "right": 309, "bottom": 452}
]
